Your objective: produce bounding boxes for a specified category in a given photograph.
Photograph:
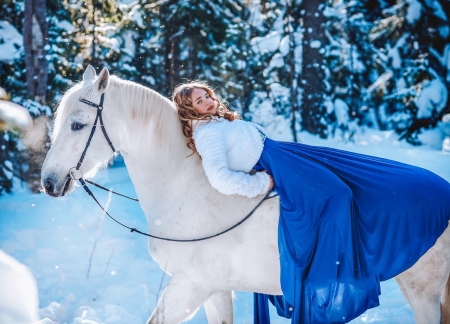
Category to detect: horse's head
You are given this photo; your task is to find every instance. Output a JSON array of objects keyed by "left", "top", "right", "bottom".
[{"left": 41, "top": 65, "right": 117, "bottom": 197}]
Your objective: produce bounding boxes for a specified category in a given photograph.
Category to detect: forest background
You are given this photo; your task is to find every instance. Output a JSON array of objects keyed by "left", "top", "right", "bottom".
[{"left": 0, "top": 0, "right": 450, "bottom": 195}]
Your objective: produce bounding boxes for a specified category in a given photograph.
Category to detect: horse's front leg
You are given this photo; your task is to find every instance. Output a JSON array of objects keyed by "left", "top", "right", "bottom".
[
  {"left": 147, "top": 276, "right": 211, "bottom": 324},
  {"left": 204, "top": 290, "right": 234, "bottom": 324}
]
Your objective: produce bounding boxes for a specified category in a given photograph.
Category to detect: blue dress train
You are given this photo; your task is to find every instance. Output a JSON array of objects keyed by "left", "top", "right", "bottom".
[{"left": 252, "top": 138, "right": 450, "bottom": 323}]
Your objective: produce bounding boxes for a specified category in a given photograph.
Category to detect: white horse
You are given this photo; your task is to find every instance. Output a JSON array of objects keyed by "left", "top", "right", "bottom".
[{"left": 41, "top": 66, "right": 450, "bottom": 324}]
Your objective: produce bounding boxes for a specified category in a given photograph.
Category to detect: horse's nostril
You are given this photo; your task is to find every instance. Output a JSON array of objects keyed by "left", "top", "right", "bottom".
[{"left": 44, "top": 178, "right": 54, "bottom": 193}]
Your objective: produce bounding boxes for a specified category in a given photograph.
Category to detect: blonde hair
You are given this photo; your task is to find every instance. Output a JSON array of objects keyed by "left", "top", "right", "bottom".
[{"left": 172, "top": 81, "right": 239, "bottom": 153}]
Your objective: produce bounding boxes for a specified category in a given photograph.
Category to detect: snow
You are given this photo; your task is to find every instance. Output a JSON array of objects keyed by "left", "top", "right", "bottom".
[
  {"left": 415, "top": 77, "right": 448, "bottom": 119},
  {"left": 279, "top": 35, "right": 290, "bottom": 56},
  {"left": 0, "top": 100, "right": 33, "bottom": 132},
  {"left": 248, "top": 0, "right": 264, "bottom": 31},
  {"left": 269, "top": 83, "right": 290, "bottom": 100},
  {"left": 0, "top": 250, "right": 40, "bottom": 323},
  {"left": 406, "top": 0, "right": 422, "bottom": 24},
  {"left": 120, "top": 30, "right": 137, "bottom": 57},
  {"left": 56, "top": 20, "right": 75, "bottom": 33},
  {"left": 248, "top": 91, "right": 294, "bottom": 141},
  {"left": 310, "top": 40, "right": 321, "bottom": 49},
  {"left": 12, "top": 98, "right": 52, "bottom": 117},
  {"left": 443, "top": 137, "right": 450, "bottom": 152},
  {"left": 142, "top": 75, "right": 155, "bottom": 86},
  {"left": 269, "top": 53, "right": 284, "bottom": 69},
  {"left": 251, "top": 31, "right": 281, "bottom": 54},
  {"left": 387, "top": 34, "right": 408, "bottom": 70},
  {"left": 0, "top": 20, "right": 23, "bottom": 62},
  {"left": 334, "top": 98, "right": 349, "bottom": 126},
  {"left": 441, "top": 114, "right": 450, "bottom": 136},
  {"left": 430, "top": 44, "right": 450, "bottom": 84},
  {"left": 128, "top": 4, "right": 145, "bottom": 29},
  {"left": 2, "top": 129, "right": 450, "bottom": 323}
]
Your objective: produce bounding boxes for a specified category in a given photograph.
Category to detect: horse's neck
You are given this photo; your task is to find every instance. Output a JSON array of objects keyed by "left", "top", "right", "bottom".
[
  {"left": 110, "top": 88, "right": 198, "bottom": 216},
  {"left": 107, "top": 86, "right": 261, "bottom": 245}
]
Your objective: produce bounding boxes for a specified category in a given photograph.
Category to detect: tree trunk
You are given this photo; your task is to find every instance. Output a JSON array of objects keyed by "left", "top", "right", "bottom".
[
  {"left": 286, "top": 0, "right": 299, "bottom": 142},
  {"left": 300, "top": 0, "right": 327, "bottom": 137},
  {"left": 24, "top": 0, "right": 48, "bottom": 193},
  {"left": 24, "top": 0, "right": 48, "bottom": 104}
]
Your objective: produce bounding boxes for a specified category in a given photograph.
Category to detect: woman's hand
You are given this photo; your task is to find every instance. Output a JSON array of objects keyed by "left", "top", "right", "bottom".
[{"left": 261, "top": 170, "right": 274, "bottom": 191}]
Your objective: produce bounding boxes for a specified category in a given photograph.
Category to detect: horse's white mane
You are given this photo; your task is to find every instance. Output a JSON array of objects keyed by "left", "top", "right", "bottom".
[{"left": 54, "top": 75, "right": 184, "bottom": 150}]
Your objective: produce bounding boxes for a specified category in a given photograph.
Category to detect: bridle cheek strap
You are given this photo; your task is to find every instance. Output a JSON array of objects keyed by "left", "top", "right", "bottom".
[{"left": 75, "top": 93, "right": 115, "bottom": 173}]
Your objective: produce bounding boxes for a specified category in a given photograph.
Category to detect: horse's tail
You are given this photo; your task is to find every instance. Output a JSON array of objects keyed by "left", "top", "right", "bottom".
[{"left": 441, "top": 273, "right": 450, "bottom": 324}]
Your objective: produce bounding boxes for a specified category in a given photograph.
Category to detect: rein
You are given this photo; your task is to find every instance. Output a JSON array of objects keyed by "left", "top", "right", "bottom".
[{"left": 70, "top": 93, "right": 276, "bottom": 242}]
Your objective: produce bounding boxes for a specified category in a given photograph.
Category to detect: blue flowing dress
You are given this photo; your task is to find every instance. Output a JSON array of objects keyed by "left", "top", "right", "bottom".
[{"left": 252, "top": 138, "right": 450, "bottom": 323}]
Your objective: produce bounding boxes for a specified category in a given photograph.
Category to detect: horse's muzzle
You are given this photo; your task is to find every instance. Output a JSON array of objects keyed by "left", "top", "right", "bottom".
[{"left": 42, "top": 173, "right": 73, "bottom": 197}]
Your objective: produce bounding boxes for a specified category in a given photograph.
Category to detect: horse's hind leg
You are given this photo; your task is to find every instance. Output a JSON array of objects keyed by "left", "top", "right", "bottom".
[
  {"left": 395, "top": 273, "right": 441, "bottom": 323},
  {"left": 395, "top": 224, "right": 450, "bottom": 324},
  {"left": 394, "top": 277, "right": 412, "bottom": 306},
  {"left": 204, "top": 290, "right": 234, "bottom": 324},
  {"left": 441, "top": 273, "right": 450, "bottom": 324},
  {"left": 147, "top": 276, "right": 211, "bottom": 324}
]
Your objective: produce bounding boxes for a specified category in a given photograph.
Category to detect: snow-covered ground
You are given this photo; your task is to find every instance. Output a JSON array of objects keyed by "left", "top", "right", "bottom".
[{"left": 1, "top": 127, "right": 450, "bottom": 324}]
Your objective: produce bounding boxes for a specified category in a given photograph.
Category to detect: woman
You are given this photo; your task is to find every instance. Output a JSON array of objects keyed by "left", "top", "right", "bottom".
[{"left": 172, "top": 81, "right": 450, "bottom": 323}]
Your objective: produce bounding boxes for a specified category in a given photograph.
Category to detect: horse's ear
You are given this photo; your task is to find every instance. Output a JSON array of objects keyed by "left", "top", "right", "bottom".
[
  {"left": 93, "top": 67, "right": 110, "bottom": 94},
  {"left": 83, "top": 65, "right": 96, "bottom": 85}
]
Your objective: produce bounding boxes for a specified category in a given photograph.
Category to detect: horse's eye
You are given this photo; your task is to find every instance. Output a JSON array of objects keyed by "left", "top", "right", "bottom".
[{"left": 71, "top": 122, "right": 85, "bottom": 131}]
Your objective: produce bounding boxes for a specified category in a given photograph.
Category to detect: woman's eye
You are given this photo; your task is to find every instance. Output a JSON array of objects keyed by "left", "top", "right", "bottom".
[
  {"left": 71, "top": 122, "right": 85, "bottom": 131},
  {"left": 198, "top": 100, "right": 202, "bottom": 104}
]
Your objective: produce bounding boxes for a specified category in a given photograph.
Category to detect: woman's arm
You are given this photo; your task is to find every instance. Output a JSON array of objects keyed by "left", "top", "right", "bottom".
[{"left": 194, "top": 126, "right": 271, "bottom": 198}]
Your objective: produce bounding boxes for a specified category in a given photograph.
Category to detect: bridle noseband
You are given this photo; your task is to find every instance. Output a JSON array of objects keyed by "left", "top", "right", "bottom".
[{"left": 70, "top": 93, "right": 276, "bottom": 242}]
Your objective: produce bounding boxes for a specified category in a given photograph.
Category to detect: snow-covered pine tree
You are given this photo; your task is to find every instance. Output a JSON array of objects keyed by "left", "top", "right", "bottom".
[
  {"left": 322, "top": 0, "right": 383, "bottom": 140},
  {"left": 0, "top": 0, "right": 27, "bottom": 98},
  {"left": 393, "top": 0, "right": 450, "bottom": 144},
  {"left": 363, "top": 0, "right": 449, "bottom": 144},
  {"left": 244, "top": 0, "right": 301, "bottom": 141},
  {"left": 63, "top": 0, "right": 142, "bottom": 79},
  {"left": 0, "top": 118, "right": 23, "bottom": 195},
  {"left": 209, "top": 1, "right": 253, "bottom": 115},
  {"left": 322, "top": 0, "right": 449, "bottom": 145},
  {"left": 0, "top": 0, "right": 29, "bottom": 194},
  {"left": 0, "top": 0, "right": 68, "bottom": 194},
  {"left": 123, "top": 1, "right": 166, "bottom": 94},
  {"left": 45, "top": 0, "right": 83, "bottom": 102},
  {"left": 154, "top": 0, "right": 246, "bottom": 97}
]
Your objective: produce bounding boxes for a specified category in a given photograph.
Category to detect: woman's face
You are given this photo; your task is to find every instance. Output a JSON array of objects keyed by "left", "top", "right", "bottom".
[{"left": 191, "top": 88, "right": 217, "bottom": 115}]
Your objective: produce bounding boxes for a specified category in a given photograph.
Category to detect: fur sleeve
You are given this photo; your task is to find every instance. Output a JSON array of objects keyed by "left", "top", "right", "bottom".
[{"left": 194, "top": 126, "right": 271, "bottom": 198}]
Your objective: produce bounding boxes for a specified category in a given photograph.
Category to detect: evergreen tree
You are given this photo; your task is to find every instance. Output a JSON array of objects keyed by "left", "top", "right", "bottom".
[
  {"left": 323, "top": 0, "right": 383, "bottom": 139},
  {"left": 0, "top": 0, "right": 27, "bottom": 98},
  {"left": 367, "top": 0, "right": 450, "bottom": 144},
  {"left": 63, "top": 0, "right": 126, "bottom": 72},
  {"left": 124, "top": 1, "right": 166, "bottom": 93},
  {"left": 0, "top": 131, "right": 22, "bottom": 195},
  {"left": 244, "top": 0, "right": 301, "bottom": 141},
  {"left": 210, "top": 2, "right": 251, "bottom": 114},
  {"left": 155, "top": 0, "right": 246, "bottom": 96}
]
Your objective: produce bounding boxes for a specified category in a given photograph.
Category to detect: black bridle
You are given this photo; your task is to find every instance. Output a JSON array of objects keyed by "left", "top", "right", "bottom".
[{"left": 69, "top": 93, "right": 276, "bottom": 242}]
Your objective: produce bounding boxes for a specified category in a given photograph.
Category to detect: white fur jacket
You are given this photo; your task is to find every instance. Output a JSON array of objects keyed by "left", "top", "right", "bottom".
[{"left": 192, "top": 117, "right": 271, "bottom": 198}]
